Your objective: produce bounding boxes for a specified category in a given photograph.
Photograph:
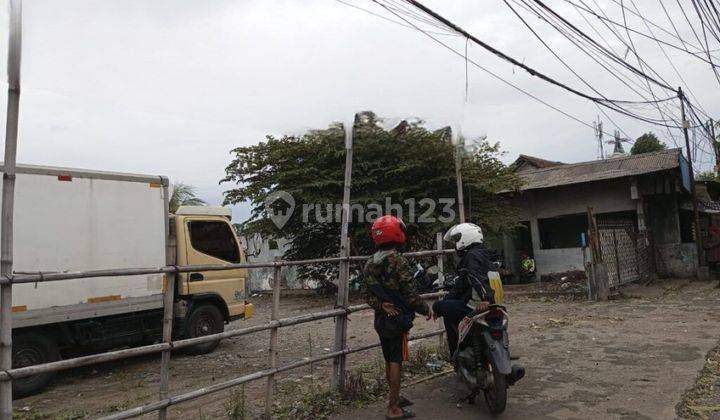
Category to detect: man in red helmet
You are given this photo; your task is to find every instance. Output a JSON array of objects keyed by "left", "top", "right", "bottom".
[{"left": 362, "top": 215, "right": 431, "bottom": 419}]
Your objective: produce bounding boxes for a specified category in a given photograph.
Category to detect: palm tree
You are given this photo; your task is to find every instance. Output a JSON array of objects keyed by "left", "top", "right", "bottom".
[{"left": 169, "top": 182, "right": 206, "bottom": 213}]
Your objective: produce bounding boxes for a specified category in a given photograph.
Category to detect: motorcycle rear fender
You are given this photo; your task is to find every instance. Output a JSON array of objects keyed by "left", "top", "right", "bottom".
[{"left": 482, "top": 330, "right": 512, "bottom": 375}]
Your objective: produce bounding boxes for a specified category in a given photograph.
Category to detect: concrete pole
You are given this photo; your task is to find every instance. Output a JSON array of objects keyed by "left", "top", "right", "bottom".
[
  {"left": 1, "top": 1, "right": 22, "bottom": 417},
  {"left": 331, "top": 116, "right": 354, "bottom": 390},
  {"left": 678, "top": 88, "right": 705, "bottom": 273}
]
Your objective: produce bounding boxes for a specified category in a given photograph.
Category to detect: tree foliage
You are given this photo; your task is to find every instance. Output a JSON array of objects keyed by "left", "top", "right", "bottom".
[
  {"left": 697, "top": 171, "right": 720, "bottom": 182},
  {"left": 221, "top": 112, "right": 520, "bottom": 281},
  {"left": 169, "top": 182, "right": 206, "bottom": 213},
  {"left": 630, "top": 132, "right": 666, "bottom": 155}
]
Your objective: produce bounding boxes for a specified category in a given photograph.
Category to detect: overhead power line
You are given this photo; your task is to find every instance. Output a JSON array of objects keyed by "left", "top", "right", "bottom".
[
  {"left": 334, "top": 0, "right": 459, "bottom": 36},
  {"left": 386, "top": 0, "right": 698, "bottom": 129},
  {"left": 363, "top": 0, "right": 616, "bottom": 135}
]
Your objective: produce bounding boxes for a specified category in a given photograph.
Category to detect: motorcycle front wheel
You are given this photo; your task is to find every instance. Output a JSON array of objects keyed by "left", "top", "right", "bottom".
[{"left": 483, "top": 360, "right": 507, "bottom": 415}]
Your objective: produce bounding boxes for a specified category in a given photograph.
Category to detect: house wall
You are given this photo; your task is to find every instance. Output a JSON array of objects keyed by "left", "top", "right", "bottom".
[
  {"left": 656, "top": 243, "right": 696, "bottom": 278},
  {"left": 512, "top": 178, "right": 637, "bottom": 220},
  {"left": 506, "top": 178, "right": 636, "bottom": 277},
  {"left": 534, "top": 248, "right": 585, "bottom": 276},
  {"left": 503, "top": 174, "right": 697, "bottom": 279}
]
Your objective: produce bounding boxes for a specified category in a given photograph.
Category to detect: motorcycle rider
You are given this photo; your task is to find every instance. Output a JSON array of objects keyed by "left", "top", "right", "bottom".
[{"left": 432, "top": 222, "right": 495, "bottom": 356}]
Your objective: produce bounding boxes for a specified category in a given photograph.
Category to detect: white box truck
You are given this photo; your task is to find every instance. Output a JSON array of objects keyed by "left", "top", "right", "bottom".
[{"left": 4, "top": 164, "right": 252, "bottom": 397}]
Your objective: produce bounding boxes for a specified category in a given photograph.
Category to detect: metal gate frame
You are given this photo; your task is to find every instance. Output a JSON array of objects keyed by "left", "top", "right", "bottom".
[{"left": 596, "top": 220, "right": 654, "bottom": 289}]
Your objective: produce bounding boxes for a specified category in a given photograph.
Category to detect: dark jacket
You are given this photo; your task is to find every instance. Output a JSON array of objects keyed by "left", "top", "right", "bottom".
[{"left": 447, "top": 243, "right": 495, "bottom": 304}]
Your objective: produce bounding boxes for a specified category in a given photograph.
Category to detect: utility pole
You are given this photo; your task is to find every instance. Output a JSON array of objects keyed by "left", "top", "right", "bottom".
[{"left": 679, "top": 87, "right": 705, "bottom": 275}]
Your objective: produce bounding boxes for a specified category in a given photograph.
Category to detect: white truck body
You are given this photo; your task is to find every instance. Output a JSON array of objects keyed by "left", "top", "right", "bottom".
[{"left": 3, "top": 164, "right": 167, "bottom": 328}]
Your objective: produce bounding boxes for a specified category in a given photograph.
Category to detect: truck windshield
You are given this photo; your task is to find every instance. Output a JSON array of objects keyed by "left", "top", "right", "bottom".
[{"left": 188, "top": 221, "right": 241, "bottom": 263}]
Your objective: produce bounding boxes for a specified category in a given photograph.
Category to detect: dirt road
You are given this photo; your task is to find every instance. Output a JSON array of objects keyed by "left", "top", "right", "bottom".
[
  {"left": 14, "top": 279, "right": 720, "bottom": 419},
  {"left": 333, "top": 280, "right": 720, "bottom": 420}
]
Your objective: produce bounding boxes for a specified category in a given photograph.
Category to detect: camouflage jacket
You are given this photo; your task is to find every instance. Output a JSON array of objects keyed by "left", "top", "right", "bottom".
[{"left": 362, "top": 249, "right": 430, "bottom": 316}]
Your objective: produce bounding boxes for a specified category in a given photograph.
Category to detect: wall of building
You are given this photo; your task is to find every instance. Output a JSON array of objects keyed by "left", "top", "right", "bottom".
[
  {"left": 534, "top": 248, "right": 585, "bottom": 276},
  {"left": 511, "top": 178, "right": 637, "bottom": 220},
  {"left": 239, "top": 234, "right": 301, "bottom": 291},
  {"left": 504, "top": 178, "right": 635, "bottom": 278},
  {"left": 503, "top": 171, "right": 697, "bottom": 281}
]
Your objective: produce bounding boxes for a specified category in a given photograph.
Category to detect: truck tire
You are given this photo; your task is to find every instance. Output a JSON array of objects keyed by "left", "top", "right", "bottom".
[
  {"left": 12, "top": 332, "right": 59, "bottom": 399},
  {"left": 182, "top": 304, "right": 224, "bottom": 355}
]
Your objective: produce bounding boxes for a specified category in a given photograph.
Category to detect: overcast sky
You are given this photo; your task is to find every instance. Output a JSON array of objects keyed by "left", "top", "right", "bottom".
[{"left": 0, "top": 0, "right": 718, "bottom": 222}]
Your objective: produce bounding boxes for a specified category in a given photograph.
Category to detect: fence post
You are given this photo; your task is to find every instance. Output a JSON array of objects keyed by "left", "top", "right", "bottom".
[
  {"left": 158, "top": 180, "right": 175, "bottom": 420},
  {"left": 0, "top": 2, "right": 22, "bottom": 418},
  {"left": 453, "top": 129, "right": 466, "bottom": 223},
  {"left": 332, "top": 116, "right": 354, "bottom": 391},
  {"left": 435, "top": 233, "right": 445, "bottom": 350},
  {"left": 587, "top": 207, "right": 609, "bottom": 300},
  {"left": 264, "top": 259, "right": 281, "bottom": 418}
]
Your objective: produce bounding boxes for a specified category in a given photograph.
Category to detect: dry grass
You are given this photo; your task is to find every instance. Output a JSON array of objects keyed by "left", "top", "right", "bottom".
[{"left": 677, "top": 342, "right": 720, "bottom": 419}]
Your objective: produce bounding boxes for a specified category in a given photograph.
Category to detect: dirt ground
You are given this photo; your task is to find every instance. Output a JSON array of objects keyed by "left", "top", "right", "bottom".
[
  {"left": 13, "top": 279, "right": 720, "bottom": 419},
  {"left": 333, "top": 280, "right": 720, "bottom": 420}
]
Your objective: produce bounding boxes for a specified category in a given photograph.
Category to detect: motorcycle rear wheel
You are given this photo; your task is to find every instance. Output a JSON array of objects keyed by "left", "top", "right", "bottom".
[{"left": 483, "top": 360, "right": 507, "bottom": 415}]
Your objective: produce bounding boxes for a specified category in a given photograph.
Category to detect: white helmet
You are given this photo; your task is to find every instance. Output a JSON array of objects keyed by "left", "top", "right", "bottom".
[{"left": 443, "top": 223, "right": 484, "bottom": 251}]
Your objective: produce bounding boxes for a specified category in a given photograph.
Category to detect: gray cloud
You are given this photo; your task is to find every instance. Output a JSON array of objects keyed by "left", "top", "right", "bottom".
[{"left": 0, "top": 0, "right": 717, "bottom": 222}]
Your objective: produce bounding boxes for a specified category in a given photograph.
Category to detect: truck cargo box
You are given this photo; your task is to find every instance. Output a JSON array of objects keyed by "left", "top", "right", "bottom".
[{"left": 2, "top": 164, "right": 167, "bottom": 328}]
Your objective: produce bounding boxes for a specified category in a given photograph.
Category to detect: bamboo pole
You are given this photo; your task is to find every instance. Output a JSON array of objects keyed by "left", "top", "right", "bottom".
[
  {"left": 332, "top": 116, "right": 354, "bottom": 390},
  {"left": 6, "top": 250, "right": 455, "bottom": 285},
  {"left": 264, "top": 261, "right": 281, "bottom": 418},
  {"left": 0, "top": 1, "right": 22, "bottom": 417},
  {"left": 100, "top": 329, "right": 445, "bottom": 420},
  {"left": 435, "top": 232, "right": 445, "bottom": 349},
  {"left": 158, "top": 179, "right": 175, "bottom": 420},
  {"left": 454, "top": 129, "right": 466, "bottom": 223}
]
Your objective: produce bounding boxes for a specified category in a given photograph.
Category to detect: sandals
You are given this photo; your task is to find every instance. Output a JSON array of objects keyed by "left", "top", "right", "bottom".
[
  {"left": 386, "top": 407, "right": 416, "bottom": 419},
  {"left": 399, "top": 396, "right": 414, "bottom": 408}
]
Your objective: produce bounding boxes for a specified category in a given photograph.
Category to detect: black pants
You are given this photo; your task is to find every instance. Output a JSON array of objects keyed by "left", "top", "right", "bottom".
[{"left": 432, "top": 299, "right": 472, "bottom": 355}]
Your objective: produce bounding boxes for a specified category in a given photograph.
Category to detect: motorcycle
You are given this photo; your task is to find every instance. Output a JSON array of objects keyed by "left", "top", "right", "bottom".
[
  {"left": 412, "top": 263, "right": 445, "bottom": 294},
  {"left": 455, "top": 304, "right": 524, "bottom": 414},
  {"left": 414, "top": 264, "right": 523, "bottom": 415}
]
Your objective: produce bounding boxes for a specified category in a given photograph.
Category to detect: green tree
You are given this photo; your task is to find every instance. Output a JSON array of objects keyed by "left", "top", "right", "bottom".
[
  {"left": 697, "top": 171, "right": 720, "bottom": 182},
  {"left": 169, "top": 182, "right": 206, "bottom": 213},
  {"left": 630, "top": 132, "right": 666, "bottom": 155},
  {"left": 221, "top": 111, "right": 520, "bottom": 281}
]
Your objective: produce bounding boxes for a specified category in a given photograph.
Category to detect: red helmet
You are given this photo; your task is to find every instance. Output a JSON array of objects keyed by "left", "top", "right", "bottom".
[{"left": 371, "top": 215, "right": 406, "bottom": 246}]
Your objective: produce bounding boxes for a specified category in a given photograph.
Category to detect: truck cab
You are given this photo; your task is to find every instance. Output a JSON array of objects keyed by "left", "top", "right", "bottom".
[{"left": 171, "top": 206, "right": 252, "bottom": 354}]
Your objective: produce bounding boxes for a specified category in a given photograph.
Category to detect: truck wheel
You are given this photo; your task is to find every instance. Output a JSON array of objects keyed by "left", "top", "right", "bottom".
[
  {"left": 12, "top": 332, "right": 59, "bottom": 399},
  {"left": 182, "top": 304, "right": 224, "bottom": 355}
]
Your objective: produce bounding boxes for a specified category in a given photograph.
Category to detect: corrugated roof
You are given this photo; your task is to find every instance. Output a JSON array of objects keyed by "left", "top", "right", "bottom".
[
  {"left": 516, "top": 148, "right": 682, "bottom": 191},
  {"left": 514, "top": 154, "right": 565, "bottom": 170}
]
